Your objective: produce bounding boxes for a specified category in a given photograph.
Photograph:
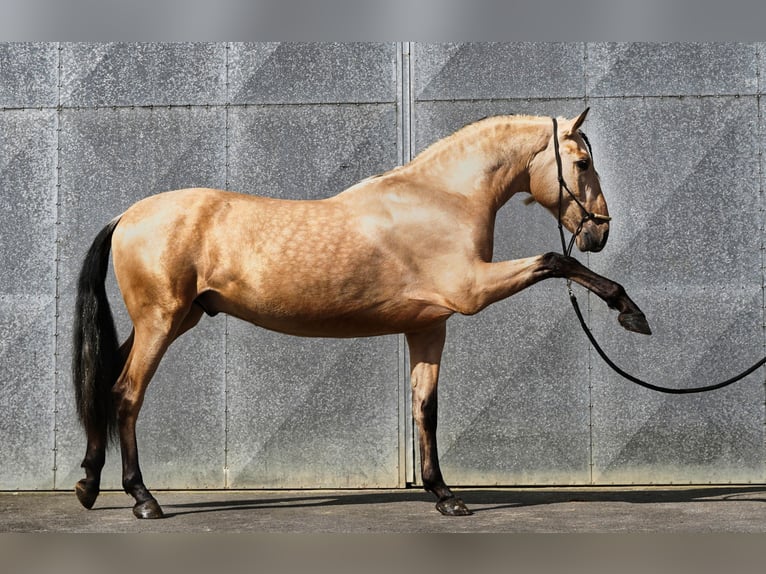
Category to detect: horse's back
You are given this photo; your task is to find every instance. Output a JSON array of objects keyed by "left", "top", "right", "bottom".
[{"left": 117, "top": 187, "right": 261, "bottom": 228}]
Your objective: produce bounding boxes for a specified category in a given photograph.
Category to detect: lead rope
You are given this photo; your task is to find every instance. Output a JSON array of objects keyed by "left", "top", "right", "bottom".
[{"left": 552, "top": 117, "right": 766, "bottom": 394}]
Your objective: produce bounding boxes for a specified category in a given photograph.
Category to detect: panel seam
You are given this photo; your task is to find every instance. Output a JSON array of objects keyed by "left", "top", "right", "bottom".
[
  {"left": 223, "top": 42, "right": 231, "bottom": 490},
  {"left": 584, "top": 41, "right": 595, "bottom": 486},
  {"left": 756, "top": 43, "right": 766, "bottom": 481},
  {"left": 52, "top": 42, "right": 63, "bottom": 489},
  {"left": 397, "top": 41, "right": 415, "bottom": 486}
]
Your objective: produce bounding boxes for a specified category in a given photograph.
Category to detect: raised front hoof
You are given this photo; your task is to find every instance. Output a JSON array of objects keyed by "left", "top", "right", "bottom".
[
  {"left": 436, "top": 497, "right": 473, "bottom": 516},
  {"left": 133, "top": 499, "right": 165, "bottom": 519},
  {"left": 618, "top": 310, "right": 652, "bottom": 335},
  {"left": 75, "top": 479, "right": 99, "bottom": 510}
]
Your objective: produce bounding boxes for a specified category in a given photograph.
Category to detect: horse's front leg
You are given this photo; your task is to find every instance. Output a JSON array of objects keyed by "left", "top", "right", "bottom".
[
  {"left": 547, "top": 253, "right": 651, "bottom": 334},
  {"left": 469, "top": 253, "right": 651, "bottom": 335},
  {"left": 406, "top": 323, "right": 472, "bottom": 516}
]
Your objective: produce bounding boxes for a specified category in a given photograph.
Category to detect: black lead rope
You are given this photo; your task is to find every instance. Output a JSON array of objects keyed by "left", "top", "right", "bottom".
[
  {"left": 568, "top": 293, "right": 766, "bottom": 394},
  {"left": 552, "top": 117, "right": 766, "bottom": 394}
]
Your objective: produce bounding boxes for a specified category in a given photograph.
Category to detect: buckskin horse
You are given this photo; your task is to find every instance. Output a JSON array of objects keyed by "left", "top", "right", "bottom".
[{"left": 72, "top": 108, "right": 650, "bottom": 519}]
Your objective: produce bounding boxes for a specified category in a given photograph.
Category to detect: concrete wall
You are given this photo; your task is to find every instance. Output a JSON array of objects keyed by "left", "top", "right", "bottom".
[{"left": 1, "top": 43, "right": 763, "bottom": 490}]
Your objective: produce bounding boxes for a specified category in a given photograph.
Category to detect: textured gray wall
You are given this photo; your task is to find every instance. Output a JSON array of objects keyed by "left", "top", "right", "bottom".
[{"left": 0, "top": 43, "right": 763, "bottom": 491}]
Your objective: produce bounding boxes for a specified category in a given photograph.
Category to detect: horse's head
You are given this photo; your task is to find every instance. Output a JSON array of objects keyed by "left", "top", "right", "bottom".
[{"left": 528, "top": 108, "right": 610, "bottom": 253}]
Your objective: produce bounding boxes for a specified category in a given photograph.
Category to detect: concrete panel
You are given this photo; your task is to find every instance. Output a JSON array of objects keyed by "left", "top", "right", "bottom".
[
  {"left": 0, "top": 43, "right": 57, "bottom": 108},
  {"left": 225, "top": 323, "right": 401, "bottom": 488},
  {"left": 60, "top": 43, "right": 227, "bottom": 107},
  {"left": 587, "top": 43, "right": 757, "bottom": 97},
  {"left": 758, "top": 43, "right": 766, "bottom": 90},
  {"left": 0, "top": 110, "right": 57, "bottom": 296},
  {"left": 585, "top": 96, "right": 764, "bottom": 483},
  {"left": 0, "top": 109, "right": 57, "bottom": 489},
  {"left": 0, "top": 296, "right": 56, "bottom": 489},
  {"left": 412, "top": 100, "right": 594, "bottom": 485},
  {"left": 589, "top": 290, "right": 764, "bottom": 484},
  {"left": 228, "top": 42, "right": 397, "bottom": 104},
  {"left": 414, "top": 43, "right": 585, "bottom": 101},
  {"left": 55, "top": 106, "right": 228, "bottom": 490},
  {"left": 586, "top": 96, "right": 760, "bottom": 288},
  {"left": 227, "top": 103, "right": 398, "bottom": 198}
]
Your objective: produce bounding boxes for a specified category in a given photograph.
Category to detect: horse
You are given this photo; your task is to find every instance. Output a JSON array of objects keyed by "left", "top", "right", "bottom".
[{"left": 72, "top": 108, "right": 651, "bottom": 519}]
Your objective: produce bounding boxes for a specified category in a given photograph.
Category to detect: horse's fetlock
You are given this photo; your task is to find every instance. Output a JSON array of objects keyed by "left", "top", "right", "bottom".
[
  {"left": 81, "top": 452, "right": 105, "bottom": 473},
  {"left": 122, "top": 476, "right": 137, "bottom": 493},
  {"left": 422, "top": 476, "right": 451, "bottom": 500},
  {"left": 123, "top": 478, "right": 153, "bottom": 503},
  {"left": 605, "top": 283, "right": 627, "bottom": 309}
]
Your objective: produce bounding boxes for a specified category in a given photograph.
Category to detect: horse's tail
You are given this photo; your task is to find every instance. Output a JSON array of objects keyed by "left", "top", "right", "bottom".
[{"left": 72, "top": 217, "right": 124, "bottom": 444}]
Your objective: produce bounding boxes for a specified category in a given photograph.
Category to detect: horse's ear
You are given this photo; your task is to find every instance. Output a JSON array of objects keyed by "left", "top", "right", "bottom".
[{"left": 566, "top": 107, "right": 590, "bottom": 134}]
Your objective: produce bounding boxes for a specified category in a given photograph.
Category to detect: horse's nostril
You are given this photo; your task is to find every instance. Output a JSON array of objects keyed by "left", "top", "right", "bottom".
[
  {"left": 591, "top": 227, "right": 609, "bottom": 252},
  {"left": 578, "top": 223, "right": 609, "bottom": 253}
]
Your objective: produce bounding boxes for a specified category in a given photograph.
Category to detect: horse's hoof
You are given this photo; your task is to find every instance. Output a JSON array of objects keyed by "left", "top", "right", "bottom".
[
  {"left": 75, "top": 479, "right": 99, "bottom": 510},
  {"left": 618, "top": 310, "right": 652, "bottom": 335},
  {"left": 133, "top": 499, "right": 165, "bottom": 519},
  {"left": 436, "top": 497, "right": 473, "bottom": 516}
]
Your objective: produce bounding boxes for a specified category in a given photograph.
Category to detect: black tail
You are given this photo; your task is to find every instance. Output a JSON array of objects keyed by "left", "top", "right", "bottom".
[{"left": 72, "top": 217, "right": 123, "bottom": 444}]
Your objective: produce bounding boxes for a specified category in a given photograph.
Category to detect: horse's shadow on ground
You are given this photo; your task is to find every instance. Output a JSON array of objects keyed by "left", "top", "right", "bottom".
[{"left": 132, "top": 486, "right": 766, "bottom": 518}]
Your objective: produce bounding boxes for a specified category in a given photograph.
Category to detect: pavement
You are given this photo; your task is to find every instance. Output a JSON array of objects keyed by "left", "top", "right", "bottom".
[
  {"left": 1, "top": 485, "right": 765, "bottom": 533},
  {"left": 3, "top": 487, "right": 766, "bottom": 574}
]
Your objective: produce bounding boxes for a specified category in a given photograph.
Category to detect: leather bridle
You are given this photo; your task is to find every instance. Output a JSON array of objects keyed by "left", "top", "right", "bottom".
[{"left": 551, "top": 117, "right": 611, "bottom": 257}]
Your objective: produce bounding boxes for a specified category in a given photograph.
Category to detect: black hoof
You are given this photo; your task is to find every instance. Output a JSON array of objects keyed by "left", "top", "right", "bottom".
[
  {"left": 436, "top": 497, "right": 473, "bottom": 516},
  {"left": 133, "top": 498, "right": 165, "bottom": 519},
  {"left": 75, "top": 479, "right": 99, "bottom": 510},
  {"left": 618, "top": 310, "right": 652, "bottom": 335}
]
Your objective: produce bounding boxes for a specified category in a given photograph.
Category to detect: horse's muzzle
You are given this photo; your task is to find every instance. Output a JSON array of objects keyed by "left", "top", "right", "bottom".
[{"left": 576, "top": 220, "right": 609, "bottom": 253}]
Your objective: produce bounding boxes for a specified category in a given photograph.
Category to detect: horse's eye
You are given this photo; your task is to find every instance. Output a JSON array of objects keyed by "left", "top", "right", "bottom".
[{"left": 576, "top": 159, "right": 590, "bottom": 171}]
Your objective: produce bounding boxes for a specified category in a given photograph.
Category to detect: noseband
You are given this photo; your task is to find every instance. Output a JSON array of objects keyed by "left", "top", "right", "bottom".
[{"left": 551, "top": 117, "right": 611, "bottom": 256}]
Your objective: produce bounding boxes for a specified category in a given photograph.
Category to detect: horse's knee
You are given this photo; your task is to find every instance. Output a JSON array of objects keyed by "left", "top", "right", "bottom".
[{"left": 540, "top": 251, "right": 569, "bottom": 278}]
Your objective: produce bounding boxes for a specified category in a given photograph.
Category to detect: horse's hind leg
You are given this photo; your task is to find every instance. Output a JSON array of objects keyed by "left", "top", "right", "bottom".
[
  {"left": 75, "top": 335, "right": 133, "bottom": 510},
  {"left": 111, "top": 310, "right": 185, "bottom": 518},
  {"left": 114, "top": 305, "right": 204, "bottom": 519},
  {"left": 75, "top": 428, "right": 107, "bottom": 509},
  {"left": 406, "top": 323, "right": 472, "bottom": 516}
]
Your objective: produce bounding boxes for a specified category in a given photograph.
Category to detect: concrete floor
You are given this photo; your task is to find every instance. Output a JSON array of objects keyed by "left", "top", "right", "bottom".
[
  {"left": 4, "top": 487, "right": 766, "bottom": 574},
  {"left": 2, "top": 485, "right": 765, "bottom": 533}
]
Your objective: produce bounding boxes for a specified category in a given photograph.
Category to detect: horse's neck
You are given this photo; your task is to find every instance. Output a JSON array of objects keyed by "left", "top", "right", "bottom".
[{"left": 404, "top": 118, "right": 549, "bottom": 212}]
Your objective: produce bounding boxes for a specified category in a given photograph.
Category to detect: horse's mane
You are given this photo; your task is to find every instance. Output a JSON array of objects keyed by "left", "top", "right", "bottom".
[{"left": 412, "top": 114, "right": 545, "bottom": 164}]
